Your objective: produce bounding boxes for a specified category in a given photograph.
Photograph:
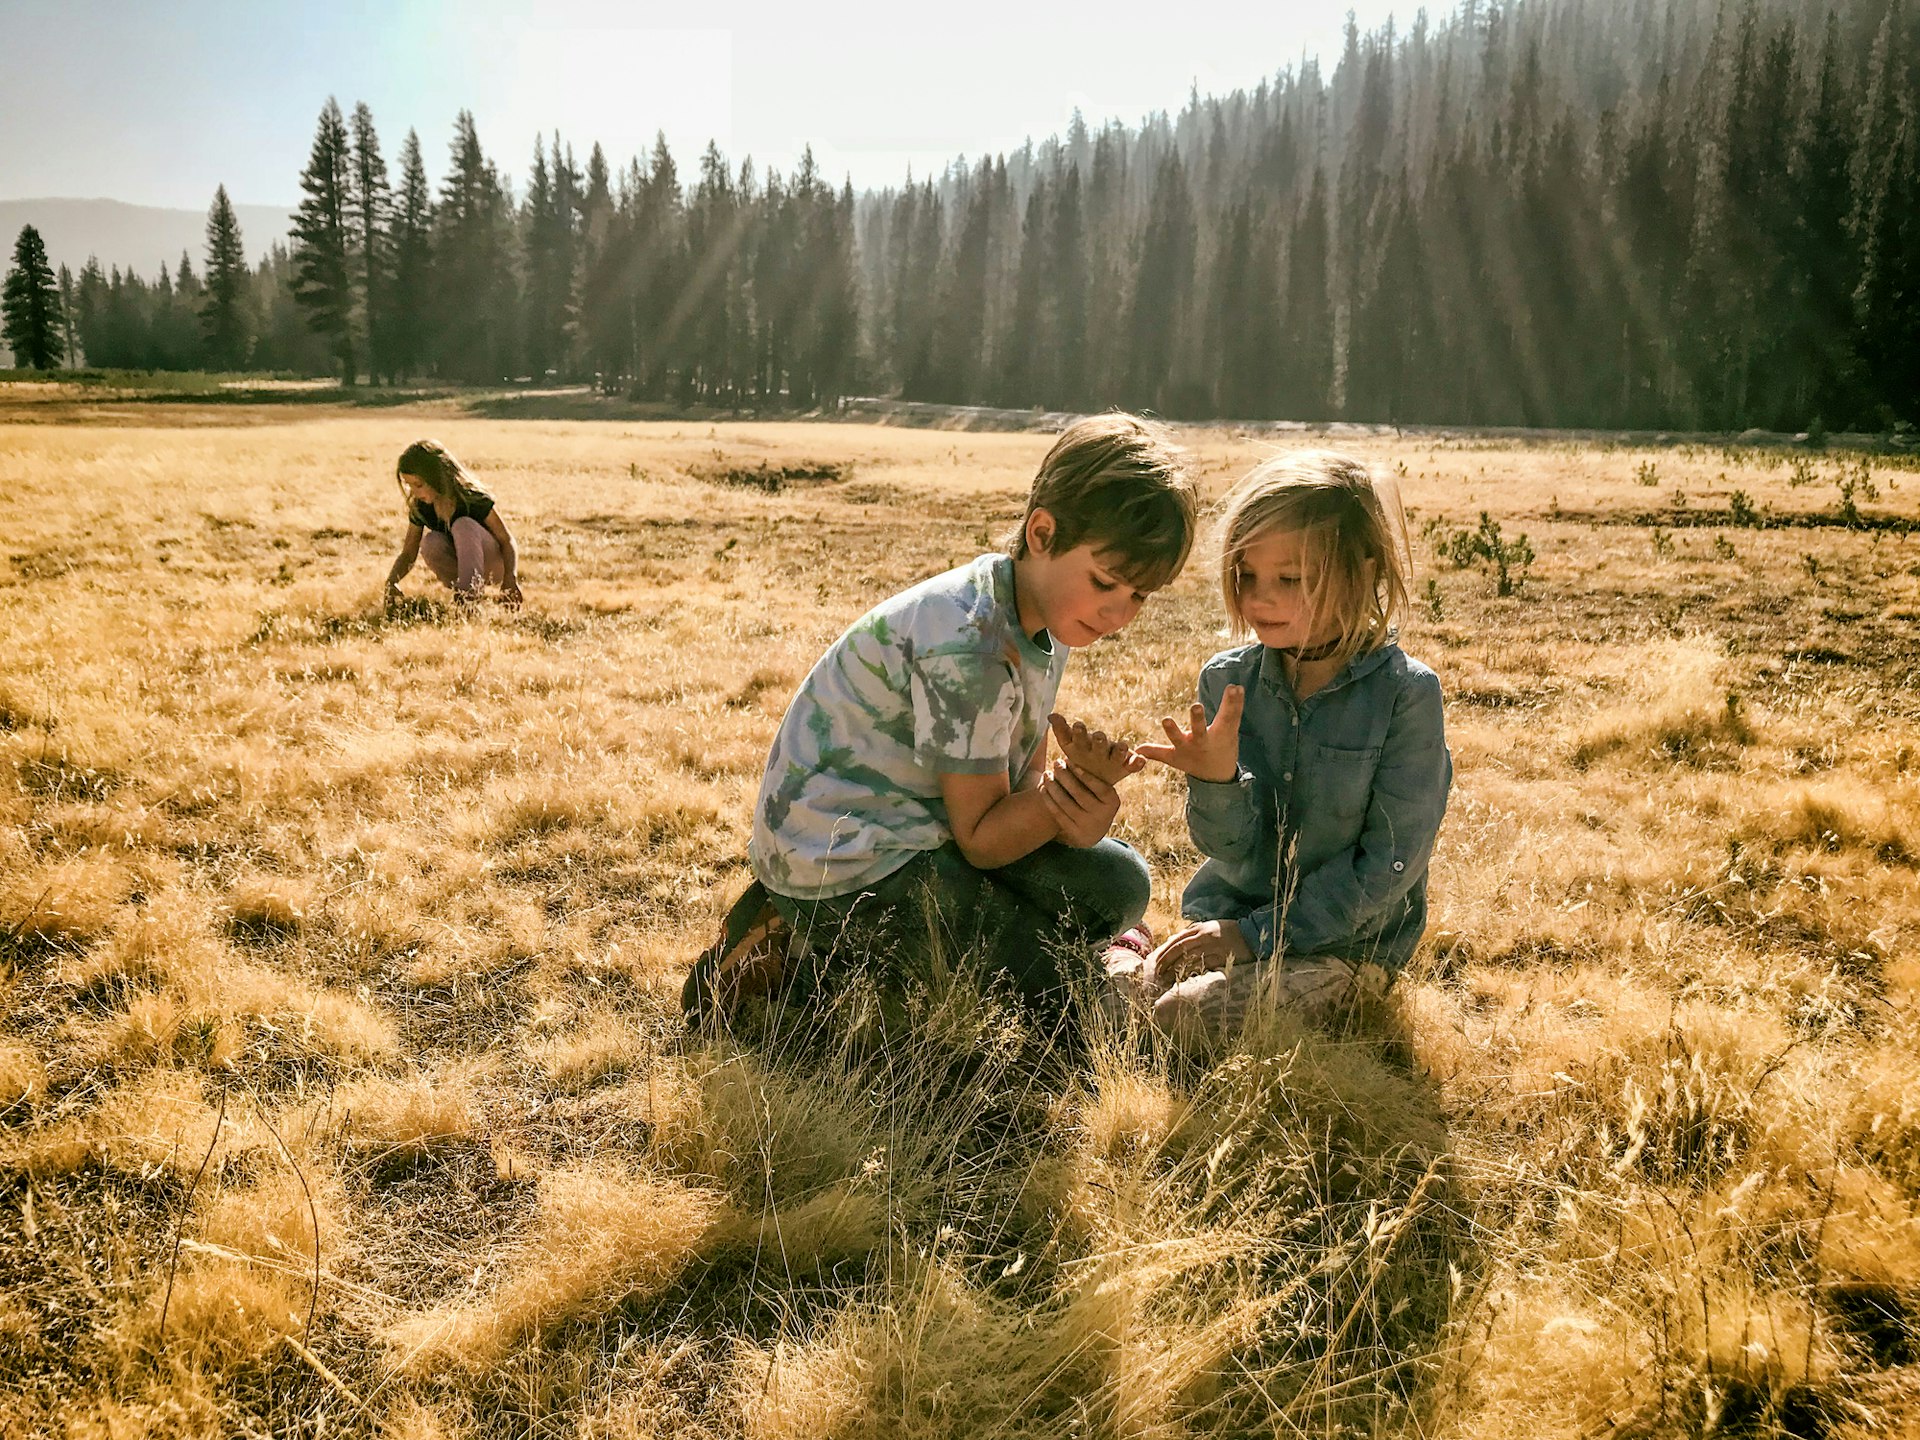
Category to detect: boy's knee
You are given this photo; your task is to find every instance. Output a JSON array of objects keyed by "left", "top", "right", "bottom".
[{"left": 1093, "top": 843, "right": 1152, "bottom": 931}]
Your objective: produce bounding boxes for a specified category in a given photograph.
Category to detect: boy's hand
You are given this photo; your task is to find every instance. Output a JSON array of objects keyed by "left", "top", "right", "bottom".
[
  {"left": 1135, "top": 685, "right": 1246, "bottom": 783},
  {"left": 1039, "top": 757, "right": 1120, "bottom": 847},
  {"left": 1148, "top": 919, "right": 1253, "bottom": 983},
  {"left": 1048, "top": 713, "right": 1145, "bottom": 786}
]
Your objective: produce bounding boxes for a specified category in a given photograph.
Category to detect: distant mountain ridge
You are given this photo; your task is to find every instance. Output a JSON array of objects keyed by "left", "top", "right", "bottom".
[{"left": 0, "top": 197, "right": 294, "bottom": 278}]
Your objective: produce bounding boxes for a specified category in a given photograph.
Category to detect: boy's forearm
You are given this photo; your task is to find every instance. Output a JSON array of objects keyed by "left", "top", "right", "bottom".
[{"left": 952, "top": 787, "right": 1060, "bottom": 869}]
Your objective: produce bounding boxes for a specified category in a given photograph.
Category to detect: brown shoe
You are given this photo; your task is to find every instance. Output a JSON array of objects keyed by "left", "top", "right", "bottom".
[{"left": 682, "top": 881, "right": 791, "bottom": 1024}]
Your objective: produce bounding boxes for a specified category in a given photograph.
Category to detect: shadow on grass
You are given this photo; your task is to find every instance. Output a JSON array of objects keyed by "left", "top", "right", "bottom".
[{"left": 643, "top": 944, "right": 1463, "bottom": 1438}]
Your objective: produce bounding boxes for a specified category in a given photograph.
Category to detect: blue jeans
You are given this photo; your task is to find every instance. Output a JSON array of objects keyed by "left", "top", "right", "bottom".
[{"left": 767, "top": 838, "right": 1151, "bottom": 1013}]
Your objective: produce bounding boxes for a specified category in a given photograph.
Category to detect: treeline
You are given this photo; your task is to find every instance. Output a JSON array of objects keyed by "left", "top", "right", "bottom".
[
  {"left": 861, "top": 0, "right": 1919, "bottom": 431},
  {"left": 8, "top": 0, "right": 1917, "bottom": 431},
  {"left": 277, "top": 101, "right": 858, "bottom": 404},
  {"left": 3, "top": 192, "right": 334, "bottom": 375}
]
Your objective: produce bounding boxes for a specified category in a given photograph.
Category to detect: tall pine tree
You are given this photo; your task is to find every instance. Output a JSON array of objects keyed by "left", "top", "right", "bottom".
[
  {"left": 291, "top": 98, "right": 357, "bottom": 381},
  {"left": 434, "top": 111, "right": 515, "bottom": 383},
  {"left": 389, "top": 129, "right": 435, "bottom": 380},
  {"left": 201, "top": 185, "right": 251, "bottom": 369},
  {"left": 3, "top": 225, "right": 63, "bottom": 370},
  {"left": 349, "top": 103, "right": 392, "bottom": 383}
]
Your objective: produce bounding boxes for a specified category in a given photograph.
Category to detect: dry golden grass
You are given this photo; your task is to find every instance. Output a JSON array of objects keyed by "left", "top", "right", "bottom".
[
  {"left": 1, "top": 397, "right": 1917, "bottom": 1435},
  {"left": 386, "top": 1165, "right": 726, "bottom": 1373}
]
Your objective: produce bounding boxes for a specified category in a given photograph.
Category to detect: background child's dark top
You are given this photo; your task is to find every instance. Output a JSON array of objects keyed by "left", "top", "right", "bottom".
[{"left": 408, "top": 493, "right": 495, "bottom": 534}]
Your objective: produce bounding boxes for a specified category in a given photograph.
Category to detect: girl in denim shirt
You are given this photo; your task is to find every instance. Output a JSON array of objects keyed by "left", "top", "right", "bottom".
[{"left": 1126, "top": 452, "right": 1451, "bottom": 1038}]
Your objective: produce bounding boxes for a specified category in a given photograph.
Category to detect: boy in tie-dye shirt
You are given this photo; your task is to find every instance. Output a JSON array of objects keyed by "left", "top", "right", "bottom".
[{"left": 717, "top": 415, "right": 1199, "bottom": 1020}]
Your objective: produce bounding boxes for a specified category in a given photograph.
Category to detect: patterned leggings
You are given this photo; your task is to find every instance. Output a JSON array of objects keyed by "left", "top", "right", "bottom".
[
  {"left": 1105, "top": 949, "right": 1364, "bottom": 1041},
  {"left": 420, "top": 517, "right": 504, "bottom": 593}
]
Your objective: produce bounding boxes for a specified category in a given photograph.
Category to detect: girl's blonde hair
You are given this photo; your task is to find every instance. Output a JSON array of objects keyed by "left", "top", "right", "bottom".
[
  {"left": 395, "top": 439, "right": 491, "bottom": 511},
  {"left": 1217, "top": 451, "right": 1412, "bottom": 671}
]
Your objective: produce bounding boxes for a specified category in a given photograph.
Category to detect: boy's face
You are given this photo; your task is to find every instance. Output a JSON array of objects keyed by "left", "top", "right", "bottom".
[{"left": 1016, "top": 509, "right": 1160, "bottom": 646}]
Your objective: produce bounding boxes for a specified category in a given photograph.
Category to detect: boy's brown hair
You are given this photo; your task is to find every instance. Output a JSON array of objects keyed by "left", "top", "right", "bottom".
[{"left": 1008, "top": 412, "right": 1198, "bottom": 588}]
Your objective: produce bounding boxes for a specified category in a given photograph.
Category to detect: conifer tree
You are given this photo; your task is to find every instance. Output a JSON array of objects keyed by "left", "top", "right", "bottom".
[
  {"left": 171, "top": 253, "right": 206, "bottom": 369},
  {"left": 72, "top": 258, "right": 108, "bottom": 368},
  {"left": 888, "top": 181, "right": 942, "bottom": 399},
  {"left": 579, "top": 142, "right": 628, "bottom": 390},
  {"left": 1852, "top": 110, "right": 1919, "bottom": 424},
  {"left": 1126, "top": 153, "right": 1197, "bottom": 413},
  {"left": 202, "top": 185, "right": 251, "bottom": 369},
  {"left": 1083, "top": 125, "right": 1130, "bottom": 405},
  {"left": 1281, "top": 169, "right": 1334, "bottom": 417},
  {"left": 349, "top": 102, "right": 392, "bottom": 382},
  {"left": 434, "top": 110, "right": 515, "bottom": 383},
  {"left": 57, "top": 264, "right": 76, "bottom": 366},
  {"left": 523, "top": 132, "right": 580, "bottom": 381},
  {"left": 630, "top": 132, "right": 685, "bottom": 399},
  {"left": 816, "top": 179, "right": 862, "bottom": 406},
  {"left": 1788, "top": 14, "right": 1860, "bottom": 427},
  {"left": 389, "top": 129, "right": 435, "bottom": 379},
  {"left": 3, "top": 224, "right": 63, "bottom": 369},
  {"left": 1211, "top": 198, "right": 1284, "bottom": 419},
  {"left": 931, "top": 159, "right": 995, "bottom": 401},
  {"left": 1046, "top": 164, "right": 1089, "bottom": 410},
  {"left": 684, "top": 140, "right": 740, "bottom": 403},
  {"left": 1000, "top": 181, "right": 1050, "bottom": 406},
  {"left": 291, "top": 97, "right": 357, "bottom": 381}
]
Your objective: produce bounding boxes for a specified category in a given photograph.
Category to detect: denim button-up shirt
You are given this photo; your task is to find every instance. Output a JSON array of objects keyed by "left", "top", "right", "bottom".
[{"left": 1180, "top": 639, "right": 1451, "bottom": 974}]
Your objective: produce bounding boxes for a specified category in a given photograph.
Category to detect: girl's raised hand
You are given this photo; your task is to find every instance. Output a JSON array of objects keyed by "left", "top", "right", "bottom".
[{"left": 1135, "top": 685, "right": 1246, "bottom": 783}]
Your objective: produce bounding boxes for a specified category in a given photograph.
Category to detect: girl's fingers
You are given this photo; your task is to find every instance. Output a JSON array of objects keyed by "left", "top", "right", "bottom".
[{"left": 1213, "top": 686, "right": 1247, "bottom": 732}]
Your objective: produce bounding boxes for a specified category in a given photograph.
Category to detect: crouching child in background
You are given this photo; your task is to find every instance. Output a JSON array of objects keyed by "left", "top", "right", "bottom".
[
  {"left": 684, "top": 413, "right": 1200, "bottom": 1035},
  {"left": 384, "top": 439, "right": 523, "bottom": 611},
  {"left": 1129, "top": 451, "right": 1451, "bottom": 1041}
]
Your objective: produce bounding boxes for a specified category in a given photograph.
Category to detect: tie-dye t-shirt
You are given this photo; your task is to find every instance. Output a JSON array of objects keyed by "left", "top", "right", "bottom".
[{"left": 750, "top": 553, "right": 1067, "bottom": 901}]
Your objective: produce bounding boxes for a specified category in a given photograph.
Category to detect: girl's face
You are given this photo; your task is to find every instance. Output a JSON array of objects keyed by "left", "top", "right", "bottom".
[
  {"left": 402, "top": 472, "right": 439, "bottom": 507},
  {"left": 1231, "top": 526, "right": 1352, "bottom": 651}
]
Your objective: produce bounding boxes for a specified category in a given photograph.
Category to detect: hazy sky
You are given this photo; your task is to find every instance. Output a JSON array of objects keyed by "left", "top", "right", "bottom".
[{"left": 1, "top": 0, "right": 1408, "bottom": 210}]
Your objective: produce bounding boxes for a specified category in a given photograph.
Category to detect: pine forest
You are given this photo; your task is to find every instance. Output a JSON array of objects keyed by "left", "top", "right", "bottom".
[{"left": 10, "top": 0, "right": 1920, "bottom": 433}]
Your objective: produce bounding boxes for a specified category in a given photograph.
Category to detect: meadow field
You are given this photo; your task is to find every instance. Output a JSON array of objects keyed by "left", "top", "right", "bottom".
[{"left": 1, "top": 390, "right": 1917, "bottom": 1438}]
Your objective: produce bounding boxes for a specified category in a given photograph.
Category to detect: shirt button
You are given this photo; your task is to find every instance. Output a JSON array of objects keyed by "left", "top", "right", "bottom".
[
  {"left": 1283, "top": 772, "right": 1293, "bottom": 782},
  {"left": 1392, "top": 861, "right": 1405, "bottom": 872},
  {"left": 1290, "top": 714, "right": 1298, "bottom": 726}
]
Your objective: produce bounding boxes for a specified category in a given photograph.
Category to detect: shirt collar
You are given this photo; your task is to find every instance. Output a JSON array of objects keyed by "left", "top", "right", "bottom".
[
  {"left": 988, "top": 553, "right": 1056, "bottom": 666},
  {"left": 1258, "top": 636, "right": 1396, "bottom": 702}
]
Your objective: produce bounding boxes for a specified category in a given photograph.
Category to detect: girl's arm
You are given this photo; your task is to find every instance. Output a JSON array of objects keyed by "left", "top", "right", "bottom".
[
  {"left": 1156, "top": 671, "right": 1268, "bottom": 867},
  {"left": 1269, "top": 669, "right": 1450, "bottom": 958},
  {"left": 484, "top": 510, "right": 521, "bottom": 606},
  {"left": 385, "top": 524, "right": 424, "bottom": 602}
]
